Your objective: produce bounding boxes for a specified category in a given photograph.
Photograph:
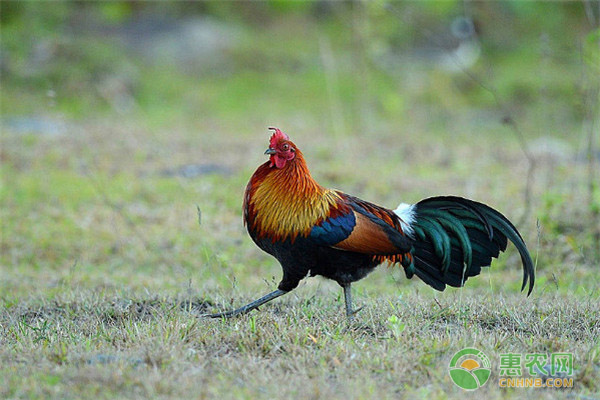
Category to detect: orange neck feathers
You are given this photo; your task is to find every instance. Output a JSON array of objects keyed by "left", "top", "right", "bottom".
[{"left": 244, "top": 149, "right": 343, "bottom": 242}]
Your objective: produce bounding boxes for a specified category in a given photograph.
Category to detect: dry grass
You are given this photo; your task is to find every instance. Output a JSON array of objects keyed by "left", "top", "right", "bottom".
[
  {"left": 1, "top": 290, "right": 598, "bottom": 400},
  {"left": 2, "top": 116, "right": 599, "bottom": 399}
]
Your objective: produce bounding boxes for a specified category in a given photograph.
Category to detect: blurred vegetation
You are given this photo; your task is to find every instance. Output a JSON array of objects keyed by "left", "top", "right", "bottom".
[
  {"left": 0, "top": 2, "right": 599, "bottom": 399},
  {"left": 1, "top": 2, "right": 597, "bottom": 125},
  {"left": 2, "top": 0, "right": 598, "bottom": 269}
]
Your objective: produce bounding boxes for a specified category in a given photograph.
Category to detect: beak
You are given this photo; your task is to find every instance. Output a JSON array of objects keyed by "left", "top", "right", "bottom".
[{"left": 264, "top": 148, "right": 276, "bottom": 155}]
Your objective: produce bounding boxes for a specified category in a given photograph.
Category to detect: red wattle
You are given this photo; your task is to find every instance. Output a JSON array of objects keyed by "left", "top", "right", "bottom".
[{"left": 275, "top": 156, "right": 286, "bottom": 169}]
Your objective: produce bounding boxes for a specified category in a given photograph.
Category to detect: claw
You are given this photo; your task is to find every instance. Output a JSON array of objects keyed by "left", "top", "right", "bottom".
[{"left": 350, "top": 306, "right": 364, "bottom": 316}]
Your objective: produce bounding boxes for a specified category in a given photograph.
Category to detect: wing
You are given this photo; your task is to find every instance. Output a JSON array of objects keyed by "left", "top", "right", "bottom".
[{"left": 309, "top": 193, "right": 412, "bottom": 255}]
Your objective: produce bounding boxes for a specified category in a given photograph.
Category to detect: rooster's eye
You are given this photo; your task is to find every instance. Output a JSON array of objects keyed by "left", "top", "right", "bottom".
[{"left": 282, "top": 144, "right": 289, "bottom": 151}]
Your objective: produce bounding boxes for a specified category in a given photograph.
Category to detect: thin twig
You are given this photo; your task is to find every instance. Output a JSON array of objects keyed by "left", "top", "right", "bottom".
[
  {"left": 584, "top": 84, "right": 599, "bottom": 262},
  {"left": 383, "top": 4, "right": 536, "bottom": 227},
  {"left": 318, "top": 35, "right": 345, "bottom": 139},
  {"left": 582, "top": 2, "right": 600, "bottom": 261},
  {"left": 441, "top": 42, "right": 536, "bottom": 228}
]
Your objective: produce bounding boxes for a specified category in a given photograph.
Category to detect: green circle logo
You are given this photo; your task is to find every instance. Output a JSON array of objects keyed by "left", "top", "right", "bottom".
[{"left": 448, "top": 348, "right": 492, "bottom": 390}]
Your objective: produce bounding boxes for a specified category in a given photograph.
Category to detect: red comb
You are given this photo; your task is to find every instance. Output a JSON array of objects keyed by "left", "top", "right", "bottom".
[{"left": 268, "top": 127, "right": 289, "bottom": 147}]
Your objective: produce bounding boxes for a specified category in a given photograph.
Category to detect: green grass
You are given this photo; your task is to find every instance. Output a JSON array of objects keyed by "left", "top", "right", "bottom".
[{"left": 1, "top": 3, "right": 599, "bottom": 399}]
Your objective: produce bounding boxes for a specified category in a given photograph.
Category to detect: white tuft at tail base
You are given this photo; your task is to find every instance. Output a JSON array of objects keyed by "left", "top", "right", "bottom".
[{"left": 393, "top": 203, "right": 416, "bottom": 237}]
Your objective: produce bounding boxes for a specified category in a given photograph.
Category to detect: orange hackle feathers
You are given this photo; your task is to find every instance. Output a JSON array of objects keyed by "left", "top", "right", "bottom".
[{"left": 245, "top": 146, "right": 347, "bottom": 243}]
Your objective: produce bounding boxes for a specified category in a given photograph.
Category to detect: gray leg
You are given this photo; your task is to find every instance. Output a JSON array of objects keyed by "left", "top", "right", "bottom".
[
  {"left": 342, "top": 283, "right": 364, "bottom": 320},
  {"left": 343, "top": 283, "right": 353, "bottom": 318},
  {"left": 205, "top": 289, "right": 288, "bottom": 319}
]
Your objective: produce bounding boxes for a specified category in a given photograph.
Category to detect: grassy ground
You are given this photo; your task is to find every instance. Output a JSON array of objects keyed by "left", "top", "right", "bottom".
[{"left": 1, "top": 3, "right": 599, "bottom": 399}]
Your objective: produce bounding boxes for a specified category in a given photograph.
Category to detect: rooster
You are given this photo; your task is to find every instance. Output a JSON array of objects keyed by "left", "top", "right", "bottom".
[{"left": 208, "top": 128, "right": 535, "bottom": 319}]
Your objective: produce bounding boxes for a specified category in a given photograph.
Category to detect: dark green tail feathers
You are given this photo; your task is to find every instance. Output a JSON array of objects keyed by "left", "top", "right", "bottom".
[{"left": 407, "top": 196, "right": 535, "bottom": 295}]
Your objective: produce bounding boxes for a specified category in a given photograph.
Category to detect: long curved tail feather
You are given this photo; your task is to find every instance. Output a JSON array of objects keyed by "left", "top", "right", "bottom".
[{"left": 406, "top": 196, "right": 535, "bottom": 294}]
